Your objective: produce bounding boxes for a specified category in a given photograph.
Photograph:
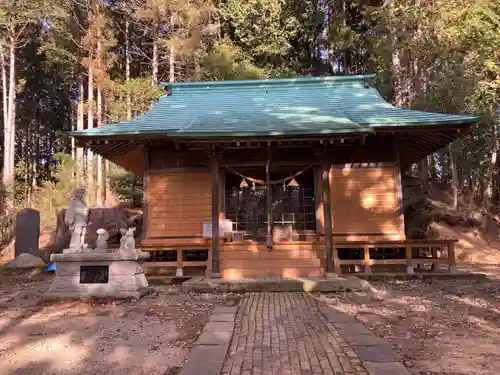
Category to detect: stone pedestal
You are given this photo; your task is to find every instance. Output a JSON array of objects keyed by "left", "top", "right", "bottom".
[{"left": 46, "top": 250, "right": 150, "bottom": 299}]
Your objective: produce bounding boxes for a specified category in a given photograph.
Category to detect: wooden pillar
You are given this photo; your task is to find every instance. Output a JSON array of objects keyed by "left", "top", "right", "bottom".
[
  {"left": 210, "top": 155, "right": 221, "bottom": 277},
  {"left": 266, "top": 143, "right": 273, "bottom": 250},
  {"left": 322, "top": 160, "right": 335, "bottom": 276},
  {"left": 430, "top": 246, "right": 439, "bottom": 272},
  {"left": 447, "top": 242, "right": 456, "bottom": 273},
  {"left": 405, "top": 244, "right": 414, "bottom": 274},
  {"left": 363, "top": 245, "right": 372, "bottom": 274},
  {"left": 176, "top": 249, "right": 183, "bottom": 277},
  {"left": 142, "top": 146, "right": 150, "bottom": 242},
  {"left": 394, "top": 136, "right": 406, "bottom": 237}
]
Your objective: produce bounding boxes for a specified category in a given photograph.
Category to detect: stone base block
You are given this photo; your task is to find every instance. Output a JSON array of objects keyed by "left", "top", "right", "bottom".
[{"left": 46, "top": 250, "right": 150, "bottom": 300}]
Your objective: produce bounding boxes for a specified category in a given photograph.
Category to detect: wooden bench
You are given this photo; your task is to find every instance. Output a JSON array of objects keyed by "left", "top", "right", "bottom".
[{"left": 332, "top": 239, "right": 457, "bottom": 275}]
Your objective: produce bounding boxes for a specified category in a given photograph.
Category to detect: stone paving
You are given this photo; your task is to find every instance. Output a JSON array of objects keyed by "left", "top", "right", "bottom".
[{"left": 179, "top": 292, "right": 410, "bottom": 375}]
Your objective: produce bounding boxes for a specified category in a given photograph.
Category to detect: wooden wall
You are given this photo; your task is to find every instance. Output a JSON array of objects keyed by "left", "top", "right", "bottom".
[
  {"left": 330, "top": 163, "right": 405, "bottom": 241},
  {"left": 144, "top": 171, "right": 212, "bottom": 241},
  {"left": 220, "top": 242, "right": 325, "bottom": 279}
]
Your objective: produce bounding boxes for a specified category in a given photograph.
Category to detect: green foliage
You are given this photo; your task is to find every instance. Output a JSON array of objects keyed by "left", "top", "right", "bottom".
[
  {"left": 201, "top": 39, "right": 267, "bottom": 80},
  {"left": 219, "top": 0, "right": 296, "bottom": 59},
  {"left": 107, "top": 163, "right": 140, "bottom": 203},
  {"left": 30, "top": 153, "right": 87, "bottom": 229},
  {"left": 1, "top": 0, "right": 499, "bottom": 225},
  {"left": 105, "top": 78, "right": 164, "bottom": 122}
]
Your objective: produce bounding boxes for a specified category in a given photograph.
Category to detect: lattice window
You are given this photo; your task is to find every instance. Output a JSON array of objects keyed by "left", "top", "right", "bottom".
[{"left": 225, "top": 168, "right": 316, "bottom": 240}]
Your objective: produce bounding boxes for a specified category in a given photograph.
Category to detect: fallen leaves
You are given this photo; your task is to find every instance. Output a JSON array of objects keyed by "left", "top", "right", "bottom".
[{"left": 323, "top": 277, "right": 500, "bottom": 375}]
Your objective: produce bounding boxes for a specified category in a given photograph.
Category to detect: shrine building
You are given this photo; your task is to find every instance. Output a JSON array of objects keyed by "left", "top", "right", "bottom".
[{"left": 71, "top": 74, "right": 479, "bottom": 279}]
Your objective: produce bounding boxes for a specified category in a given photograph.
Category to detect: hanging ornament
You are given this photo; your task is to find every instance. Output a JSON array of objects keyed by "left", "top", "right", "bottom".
[
  {"left": 230, "top": 187, "right": 238, "bottom": 207},
  {"left": 288, "top": 177, "right": 300, "bottom": 204},
  {"left": 287, "top": 177, "right": 299, "bottom": 188},
  {"left": 240, "top": 178, "right": 249, "bottom": 189}
]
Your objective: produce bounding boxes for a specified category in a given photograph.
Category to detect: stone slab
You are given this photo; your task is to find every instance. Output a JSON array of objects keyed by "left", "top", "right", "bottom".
[
  {"left": 50, "top": 250, "right": 150, "bottom": 262},
  {"left": 44, "top": 287, "right": 151, "bottom": 300},
  {"left": 209, "top": 313, "right": 236, "bottom": 322},
  {"left": 363, "top": 361, "right": 411, "bottom": 375},
  {"left": 197, "top": 331, "right": 233, "bottom": 345},
  {"left": 178, "top": 345, "right": 228, "bottom": 375},
  {"left": 352, "top": 345, "right": 399, "bottom": 362},
  {"left": 213, "top": 305, "right": 238, "bottom": 314},
  {"left": 181, "top": 276, "right": 370, "bottom": 293},
  {"left": 344, "top": 334, "right": 384, "bottom": 346},
  {"left": 319, "top": 306, "right": 356, "bottom": 323},
  {"left": 203, "top": 321, "right": 235, "bottom": 332},
  {"left": 334, "top": 322, "right": 373, "bottom": 336}
]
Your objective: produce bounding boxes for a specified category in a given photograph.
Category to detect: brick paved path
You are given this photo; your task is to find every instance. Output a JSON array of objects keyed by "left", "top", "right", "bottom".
[
  {"left": 221, "top": 293, "right": 365, "bottom": 375},
  {"left": 221, "top": 292, "right": 409, "bottom": 375}
]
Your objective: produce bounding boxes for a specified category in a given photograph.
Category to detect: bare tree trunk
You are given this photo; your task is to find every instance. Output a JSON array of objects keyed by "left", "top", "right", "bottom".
[
  {"left": 2, "top": 38, "right": 16, "bottom": 211},
  {"left": 193, "top": 52, "right": 201, "bottom": 81},
  {"left": 96, "top": 8, "right": 104, "bottom": 207},
  {"left": 169, "top": 46, "right": 175, "bottom": 83},
  {"left": 486, "top": 120, "right": 498, "bottom": 211},
  {"left": 76, "top": 76, "right": 85, "bottom": 183},
  {"left": 152, "top": 32, "right": 158, "bottom": 86},
  {"left": 23, "top": 127, "right": 29, "bottom": 206},
  {"left": 469, "top": 174, "right": 476, "bottom": 210},
  {"left": 31, "top": 132, "right": 38, "bottom": 203},
  {"left": 87, "top": 59, "right": 94, "bottom": 202},
  {"left": 26, "top": 127, "right": 32, "bottom": 207},
  {"left": 71, "top": 97, "right": 76, "bottom": 163},
  {"left": 96, "top": 85, "right": 104, "bottom": 207},
  {"left": 7, "top": 40, "right": 15, "bottom": 189},
  {"left": 125, "top": 19, "right": 132, "bottom": 120},
  {"left": 1, "top": 42, "right": 11, "bottom": 202},
  {"left": 169, "top": 14, "right": 175, "bottom": 83},
  {"left": 449, "top": 145, "right": 458, "bottom": 210},
  {"left": 390, "top": 1, "right": 403, "bottom": 108},
  {"left": 1, "top": 43, "right": 7, "bottom": 130}
]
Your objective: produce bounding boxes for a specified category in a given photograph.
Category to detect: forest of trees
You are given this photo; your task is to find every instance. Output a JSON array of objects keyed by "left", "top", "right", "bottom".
[{"left": 0, "top": 0, "right": 498, "bottom": 222}]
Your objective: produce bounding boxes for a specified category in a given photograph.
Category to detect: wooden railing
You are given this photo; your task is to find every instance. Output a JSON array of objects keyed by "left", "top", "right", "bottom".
[
  {"left": 140, "top": 238, "right": 458, "bottom": 277},
  {"left": 333, "top": 239, "right": 457, "bottom": 275},
  {"left": 141, "top": 244, "right": 209, "bottom": 276}
]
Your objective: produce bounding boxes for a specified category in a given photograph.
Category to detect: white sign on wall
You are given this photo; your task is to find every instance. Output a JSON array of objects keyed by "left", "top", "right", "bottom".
[{"left": 202, "top": 220, "right": 233, "bottom": 238}]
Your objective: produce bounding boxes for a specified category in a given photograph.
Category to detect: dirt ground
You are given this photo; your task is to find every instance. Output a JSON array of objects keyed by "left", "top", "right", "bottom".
[
  {"left": 322, "top": 264, "right": 500, "bottom": 375},
  {"left": 1, "top": 266, "right": 500, "bottom": 375},
  {"left": 0, "top": 270, "right": 219, "bottom": 375}
]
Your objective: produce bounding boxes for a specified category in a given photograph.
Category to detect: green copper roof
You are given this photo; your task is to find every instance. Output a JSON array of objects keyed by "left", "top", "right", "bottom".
[{"left": 71, "top": 74, "right": 479, "bottom": 138}]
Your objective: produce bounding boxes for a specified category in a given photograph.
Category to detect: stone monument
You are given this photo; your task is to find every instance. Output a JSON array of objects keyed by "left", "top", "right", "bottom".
[
  {"left": 15, "top": 208, "right": 40, "bottom": 257},
  {"left": 46, "top": 225, "right": 150, "bottom": 299},
  {"left": 63, "top": 187, "right": 89, "bottom": 253}
]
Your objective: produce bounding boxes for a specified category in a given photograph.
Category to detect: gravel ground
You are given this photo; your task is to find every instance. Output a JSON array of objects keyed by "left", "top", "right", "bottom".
[
  {"left": 320, "top": 266, "right": 500, "bottom": 375},
  {"left": 0, "top": 270, "right": 219, "bottom": 375}
]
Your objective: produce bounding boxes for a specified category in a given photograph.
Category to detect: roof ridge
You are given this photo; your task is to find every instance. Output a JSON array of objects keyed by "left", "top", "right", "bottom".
[{"left": 160, "top": 74, "right": 376, "bottom": 89}]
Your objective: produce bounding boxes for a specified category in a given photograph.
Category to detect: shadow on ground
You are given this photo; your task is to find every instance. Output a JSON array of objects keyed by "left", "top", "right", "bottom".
[
  {"left": 0, "top": 269, "right": 217, "bottom": 375},
  {"left": 318, "top": 264, "right": 500, "bottom": 375}
]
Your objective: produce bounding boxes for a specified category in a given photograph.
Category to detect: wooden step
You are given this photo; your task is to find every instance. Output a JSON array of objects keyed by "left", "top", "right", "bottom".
[
  {"left": 220, "top": 258, "right": 324, "bottom": 269},
  {"left": 221, "top": 243, "right": 323, "bottom": 252},
  {"left": 222, "top": 267, "right": 324, "bottom": 279},
  {"left": 220, "top": 249, "right": 324, "bottom": 260}
]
